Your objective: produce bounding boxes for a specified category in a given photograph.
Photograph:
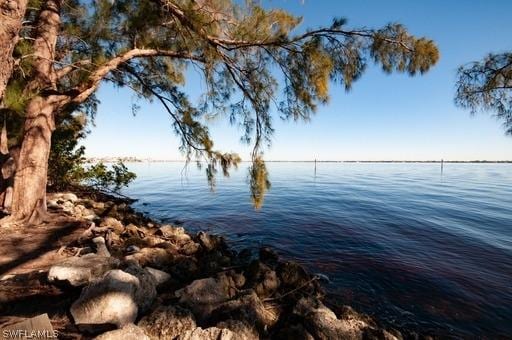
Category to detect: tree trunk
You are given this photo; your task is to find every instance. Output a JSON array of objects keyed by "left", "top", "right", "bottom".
[
  {"left": 4, "top": 0, "right": 62, "bottom": 224},
  {"left": 0, "top": 0, "right": 27, "bottom": 101},
  {"left": 9, "top": 97, "right": 58, "bottom": 222}
]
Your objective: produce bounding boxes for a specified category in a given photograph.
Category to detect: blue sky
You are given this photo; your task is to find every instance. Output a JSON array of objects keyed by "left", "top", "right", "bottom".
[{"left": 83, "top": 0, "right": 512, "bottom": 161}]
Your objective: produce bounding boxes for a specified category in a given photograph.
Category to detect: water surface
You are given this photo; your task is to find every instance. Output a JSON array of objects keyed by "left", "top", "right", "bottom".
[{"left": 123, "top": 162, "right": 512, "bottom": 337}]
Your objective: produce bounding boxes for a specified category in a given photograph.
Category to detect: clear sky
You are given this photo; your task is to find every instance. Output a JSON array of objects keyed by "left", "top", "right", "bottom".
[{"left": 82, "top": 0, "right": 512, "bottom": 161}]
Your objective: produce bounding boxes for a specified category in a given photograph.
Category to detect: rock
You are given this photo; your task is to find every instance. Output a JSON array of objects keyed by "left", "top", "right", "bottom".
[
  {"left": 93, "top": 236, "right": 111, "bottom": 257},
  {"left": 94, "top": 324, "right": 149, "bottom": 340},
  {"left": 145, "top": 267, "right": 171, "bottom": 286},
  {"left": 180, "top": 241, "right": 200, "bottom": 255},
  {"left": 123, "top": 265, "right": 157, "bottom": 313},
  {"left": 197, "top": 231, "right": 224, "bottom": 252},
  {"left": 48, "top": 254, "right": 119, "bottom": 286},
  {"left": 175, "top": 273, "right": 238, "bottom": 319},
  {"left": 216, "top": 320, "right": 259, "bottom": 340},
  {"left": 71, "top": 268, "right": 156, "bottom": 329},
  {"left": 259, "top": 247, "right": 279, "bottom": 265},
  {"left": 157, "top": 225, "right": 191, "bottom": 244},
  {"left": 210, "top": 290, "right": 279, "bottom": 331},
  {"left": 62, "top": 200, "right": 75, "bottom": 213},
  {"left": 275, "top": 323, "right": 315, "bottom": 340},
  {"left": 82, "top": 208, "right": 98, "bottom": 220},
  {"left": 277, "top": 261, "right": 311, "bottom": 288},
  {"left": 62, "top": 192, "right": 79, "bottom": 202},
  {"left": 47, "top": 199, "right": 60, "bottom": 209},
  {"left": 70, "top": 270, "right": 140, "bottom": 329},
  {"left": 138, "top": 305, "right": 196, "bottom": 340},
  {"left": 169, "top": 255, "right": 199, "bottom": 280},
  {"left": 100, "top": 217, "right": 124, "bottom": 233},
  {"left": 124, "top": 247, "right": 175, "bottom": 268},
  {"left": 254, "top": 269, "right": 280, "bottom": 298},
  {"left": 293, "top": 298, "right": 372, "bottom": 340},
  {"left": 126, "top": 245, "right": 140, "bottom": 254},
  {"left": 178, "top": 327, "right": 235, "bottom": 340}
]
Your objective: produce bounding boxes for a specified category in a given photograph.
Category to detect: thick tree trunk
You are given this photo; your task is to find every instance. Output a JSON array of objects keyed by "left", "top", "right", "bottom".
[
  {"left": 9, "top": 96, "right": 57, "bottom": 222},
  {"left": 0, "top": 0, "right": 27, "bottom": 101},
  {"left": 4, "top": 0, "right": 62, "bottom": 224}
]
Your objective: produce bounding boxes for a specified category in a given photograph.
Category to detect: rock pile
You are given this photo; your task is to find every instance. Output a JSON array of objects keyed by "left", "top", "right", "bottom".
[{"left": 39, "top": 192, "right": 402, "bottom": 339}]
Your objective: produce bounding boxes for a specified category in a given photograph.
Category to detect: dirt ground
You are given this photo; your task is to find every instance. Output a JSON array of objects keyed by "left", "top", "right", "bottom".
[{"left": 0, "top": 213, "right": 90, "bottom": 339}]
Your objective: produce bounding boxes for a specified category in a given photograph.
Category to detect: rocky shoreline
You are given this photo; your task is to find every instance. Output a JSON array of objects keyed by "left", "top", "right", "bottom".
[{"left": 1, "top": 191, "right": 407, "bottom": 339}]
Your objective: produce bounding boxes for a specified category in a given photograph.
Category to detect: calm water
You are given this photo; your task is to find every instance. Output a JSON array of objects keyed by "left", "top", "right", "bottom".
[{"left": 123, "top": 162, "right": 512, "bottom": 337}]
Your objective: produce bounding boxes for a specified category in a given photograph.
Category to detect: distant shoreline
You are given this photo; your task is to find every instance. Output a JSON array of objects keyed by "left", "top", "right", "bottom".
[{"left": 85, "top": 158, "right": 512, "bottom": 164}]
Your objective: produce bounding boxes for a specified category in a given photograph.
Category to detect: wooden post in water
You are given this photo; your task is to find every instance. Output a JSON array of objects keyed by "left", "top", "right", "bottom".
[
  {"left": 314, "top": 159, "right": 317, "bottom": 177},
  {"left": 441, "top": 159, "right": 444, "bottom": 173}
]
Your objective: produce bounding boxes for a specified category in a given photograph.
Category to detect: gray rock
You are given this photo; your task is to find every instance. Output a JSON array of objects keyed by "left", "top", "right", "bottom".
[
  {"left": 48, "top": 254, "right": 119, "bottom": 286},
  {"left": 94, "top": 324, "right": 149, "bottom": 340},
  {"left": 293, "top": 298, "right": 372, "bottom": 340},
  {"left": 175, "top": 273, "right": 238, "bottom": 319},
  {"left": 145, "top": 267, "right": 171, "bottom": 286},
  {"left": 70, "top": 270, "right": 140, "bottom": 328},
  {"left": 138, "top": 305, "right": 196, "bottom": 340},
  {"left": 178, "top": 327, "right": 235, "bottom": 340}
]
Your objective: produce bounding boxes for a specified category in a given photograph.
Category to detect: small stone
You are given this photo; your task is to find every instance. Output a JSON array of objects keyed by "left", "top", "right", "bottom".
[{"left": 94, "top": 324, "right": 149, "bottom": 340}]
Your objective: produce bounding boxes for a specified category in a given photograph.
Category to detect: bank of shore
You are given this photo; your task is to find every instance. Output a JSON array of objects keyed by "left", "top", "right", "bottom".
[{"left": 0, "top": 190, "right": 417, "bottom": 339}]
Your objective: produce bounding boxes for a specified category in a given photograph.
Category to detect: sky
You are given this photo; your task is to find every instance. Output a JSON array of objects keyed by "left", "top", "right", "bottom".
[{"left": 82, "top": 0, "right": 512, "bottom": 161}]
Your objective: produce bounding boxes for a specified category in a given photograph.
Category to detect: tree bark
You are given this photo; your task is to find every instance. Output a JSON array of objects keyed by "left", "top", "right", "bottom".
[
  {"left": 6, "top": 0, "right": 62, "bottom": 224},
  {"left": 0, "top": 0, "right": 27, "bottom": 101}
]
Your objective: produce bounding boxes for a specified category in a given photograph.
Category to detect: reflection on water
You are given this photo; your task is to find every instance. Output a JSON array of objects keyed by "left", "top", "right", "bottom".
[{"left": 123, "top": 162, "right": 512, "bottom": 337}]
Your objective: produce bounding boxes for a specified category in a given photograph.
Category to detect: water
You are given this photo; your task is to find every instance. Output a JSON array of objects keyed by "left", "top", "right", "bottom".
[{"left": 123, "top": 162, "right": 512, "bottom": 337}]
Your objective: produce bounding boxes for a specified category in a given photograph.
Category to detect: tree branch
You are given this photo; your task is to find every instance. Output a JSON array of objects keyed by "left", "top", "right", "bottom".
[{"left": 70, "top": 48, "right": 204, "bottom": 105}]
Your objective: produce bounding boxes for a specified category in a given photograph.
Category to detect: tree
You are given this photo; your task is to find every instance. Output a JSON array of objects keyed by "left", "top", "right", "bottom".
[
  {"left": 455, "top": 52, "right": 512, "bottom": 134},
  {"left": 0, "top": 0, "right": 439, "bottom": 225},
  {"left": 0, "top": 0, "right": 28, "bottom": 102}
]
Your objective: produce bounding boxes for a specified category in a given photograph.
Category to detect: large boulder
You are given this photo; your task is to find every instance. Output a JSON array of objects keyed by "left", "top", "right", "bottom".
[
  {"left": 94, "top": 324, "right": 149, "bottom": 340},
  {"left": 70, "top": 268, "right": 156, "bottom": 329},
  {"left": 138, "top": 305, "right": 196, "bottom": 340},
  {"left": 177, "top": 327, "right": 235, "bottom": 340},
  {"left": 175, "top": 273, "right": 238, "bottom": 319},
  {"left": 48, "top": 254, "right": 120, "bottom": 287},
  {"left": 293, "top": 298, "right": 374, "bottom": 340},
  {"left": 145, "top": 267, "right": 171, "bottom": 287}
]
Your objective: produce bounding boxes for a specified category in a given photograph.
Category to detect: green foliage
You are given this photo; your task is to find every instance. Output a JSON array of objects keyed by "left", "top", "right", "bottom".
[
  {"left": 455, "top": 52, "right": 512, "bottom": 134},
  {"left": 83, "top": 161, "right": 137, "bottom": 191},
  {"left": 13, "top": 0, "right": 439, "bottom": 208},
  {"left": 47, "top": 113, "right": 136, "bottom": 192}
]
